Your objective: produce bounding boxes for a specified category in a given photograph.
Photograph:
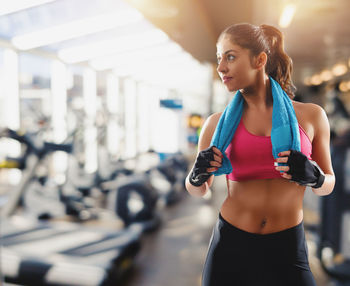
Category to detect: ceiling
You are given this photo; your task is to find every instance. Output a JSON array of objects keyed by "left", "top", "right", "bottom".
[
  {"left": 125, "top": 0, "right": 350, "bottom": 85},
  {"left": 0, "top": 0, "right": 349, "bottom": 88},
  {"left": 0, "top": 0, "right": 212, "bottom": 92}
]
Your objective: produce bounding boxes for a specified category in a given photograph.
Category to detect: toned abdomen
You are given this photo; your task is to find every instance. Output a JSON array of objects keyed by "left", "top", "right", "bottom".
[{"left": 221, "top": 178, "right": 306, "bottom": 234}]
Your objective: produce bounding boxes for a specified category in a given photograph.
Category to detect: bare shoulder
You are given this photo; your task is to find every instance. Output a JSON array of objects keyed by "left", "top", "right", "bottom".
[
  {"left": 206, "top": 112, "right": 222, "bottom": 126},
  {"left": 201, "top": 112, "right": 222, "bottom": 136},
  {"left": 198, "top": 112, "right": 222, "bottom": 151},
  {"left": 292, "top": 100, "right": 329, "bottom": 139},
  {"left": 292, "top": 101, "right": 327, "bottom": 121},
  {"left": 292, "top": 100, "right": 323, "bottom": 113}
]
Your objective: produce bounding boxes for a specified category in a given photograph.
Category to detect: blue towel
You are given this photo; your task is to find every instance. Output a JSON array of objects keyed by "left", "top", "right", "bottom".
[{"left": 210, "top": 76, "right": 301, "bottom": 176}]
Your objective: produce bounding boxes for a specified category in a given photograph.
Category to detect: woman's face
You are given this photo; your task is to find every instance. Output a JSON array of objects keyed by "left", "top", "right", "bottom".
[{"left": 216, "top": 35, "right": 258, "bottom": 92}]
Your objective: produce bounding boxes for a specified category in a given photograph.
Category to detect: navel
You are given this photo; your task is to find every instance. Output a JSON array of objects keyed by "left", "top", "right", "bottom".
[{"left": 260, "top": 218, "right": 267, "bottom": 228}]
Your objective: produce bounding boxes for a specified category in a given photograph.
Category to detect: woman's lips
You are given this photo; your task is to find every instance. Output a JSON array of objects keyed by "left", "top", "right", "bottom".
[{"left": 222, "top": 76, "right": 232, "bottom": 83}]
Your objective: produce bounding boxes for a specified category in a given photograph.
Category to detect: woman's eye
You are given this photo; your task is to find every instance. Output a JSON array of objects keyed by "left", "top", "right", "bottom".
[{"left": 227, "top": 54, "right": 235, "bottom": 61}]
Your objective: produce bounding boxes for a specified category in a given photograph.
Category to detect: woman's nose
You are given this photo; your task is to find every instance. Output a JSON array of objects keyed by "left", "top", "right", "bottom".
[{"left": 217, "top": 59, "right": 227, "bottom": 74}]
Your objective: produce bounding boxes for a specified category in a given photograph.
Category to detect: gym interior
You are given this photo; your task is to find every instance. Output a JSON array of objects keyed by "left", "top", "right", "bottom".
[{"left": 0, "top": 0, "right": 350, "bottom": 285}]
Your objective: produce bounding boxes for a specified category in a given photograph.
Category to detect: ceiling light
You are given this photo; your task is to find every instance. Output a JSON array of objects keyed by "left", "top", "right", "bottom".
[
  {"left": 127, "top": 0, "right": 178, "bottom": 18},
  {"left": 320, "top": 70, "right": 333, "bottom": 82},
  {"left": 339, "top": 81, "right": 349, "bottom": 92},
  {"left": 0, "top": 0, "right": 56, "bottom": 16},
  {"left": 311, "top": 74, "right": 322, "bottom": 86},
  {"left": 90, "top": 42, "right": 183, "bottom": 70},
  {"left": 111, "top": 53, "right": 196, "bottom": 76},
  {"left": 332, "top": 63, "right": 348, "bottom": 76},
  {"left": 12, "top": 10, "right": 144, "bottom": 50},
  {"left": 279, "top": 3, "right": 296, "bottom": 28},
  {"left": 58, "top": 29, "right": 168, "bottom": 63}
]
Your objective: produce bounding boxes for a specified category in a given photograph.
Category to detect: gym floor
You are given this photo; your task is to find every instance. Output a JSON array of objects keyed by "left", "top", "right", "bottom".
[{"left": 122, "top": 176, "right": 335, "bottom": 286}]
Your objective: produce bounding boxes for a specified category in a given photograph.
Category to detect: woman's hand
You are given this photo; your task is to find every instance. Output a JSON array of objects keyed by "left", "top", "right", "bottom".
[
  {"left": 188, "top": 146, "right": 223, "bottom": 186},
  {"left": 274, "top": 149, "right": 325, "bottom": 188},
  {"left": 274, "top": 150, "right": 292, "bottom": 180}
]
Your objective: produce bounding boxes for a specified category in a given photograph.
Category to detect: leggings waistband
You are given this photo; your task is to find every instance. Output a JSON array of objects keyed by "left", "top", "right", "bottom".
[{"left": 218, "top": 212, "right": 305, "bottom": 240}]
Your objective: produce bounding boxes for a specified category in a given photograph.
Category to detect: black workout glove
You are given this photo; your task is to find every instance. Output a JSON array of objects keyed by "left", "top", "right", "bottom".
[
  {"left": 189, "top": 146, "right": 216, "bottom": 187},
  {"left": 286, "top": 149, "right": 325, "bottom": 188}
]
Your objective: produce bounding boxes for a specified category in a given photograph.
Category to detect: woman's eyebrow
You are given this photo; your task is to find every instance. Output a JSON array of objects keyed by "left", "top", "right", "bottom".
[{"left": 216, "top": 49, "right": 239, "bottom": 56}]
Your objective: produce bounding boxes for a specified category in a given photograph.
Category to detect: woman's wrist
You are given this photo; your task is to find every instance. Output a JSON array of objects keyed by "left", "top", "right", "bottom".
[
  {"left": 185, "top": 175, "right": 208, "bottom": 197},
  {"left": 311, "top": 174, "right": 335, "bottom": 196},
  {"left": 311, "top": 161, "right": 325, "bottom": 188}
]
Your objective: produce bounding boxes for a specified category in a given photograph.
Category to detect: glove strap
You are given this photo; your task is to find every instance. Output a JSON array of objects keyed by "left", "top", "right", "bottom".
[{"left": 310, "top": 160, "right": 325, "bottom": 188}]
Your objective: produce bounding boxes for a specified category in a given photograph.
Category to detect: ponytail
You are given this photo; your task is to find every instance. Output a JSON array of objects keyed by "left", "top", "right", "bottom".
[
  {"left": 219, "top": 23, "right": 297, "bottom": 98},
  {"left": 259, "top": 24, "right": 296, "bottom": 98}
]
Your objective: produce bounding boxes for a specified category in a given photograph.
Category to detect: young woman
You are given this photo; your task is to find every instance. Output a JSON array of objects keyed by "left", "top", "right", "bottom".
[{"left": 185, "top": 23, "right": 335, "bottom": 286}]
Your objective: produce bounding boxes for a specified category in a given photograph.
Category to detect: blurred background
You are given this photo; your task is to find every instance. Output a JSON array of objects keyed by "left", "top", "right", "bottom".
[{"left": 0, "top": 0, "right": 350, "bottom": 285}]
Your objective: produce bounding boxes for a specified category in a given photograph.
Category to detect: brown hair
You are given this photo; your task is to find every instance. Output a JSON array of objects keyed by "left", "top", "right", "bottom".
[{"left": 218, "top": 23, "right": 296, "bottom": 98}]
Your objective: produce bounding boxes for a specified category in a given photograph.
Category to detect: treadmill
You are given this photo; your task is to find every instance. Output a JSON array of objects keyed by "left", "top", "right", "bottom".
[{"left": 0, "top": 128, "right": 144, "bottom": 285}]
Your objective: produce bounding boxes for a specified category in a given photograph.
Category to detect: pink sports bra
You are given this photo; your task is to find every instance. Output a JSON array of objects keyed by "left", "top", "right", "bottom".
[{"left": 225, "top": 119, "right": 313, "bottom": 181}]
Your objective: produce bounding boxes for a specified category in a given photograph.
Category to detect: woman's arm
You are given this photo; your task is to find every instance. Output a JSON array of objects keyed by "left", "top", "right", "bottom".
[
  {"left": 275, "top": 103, "right": 335, "bottom": 195},
  {"left": 309, "top": 104, "right": 335, "bottom": 196},
  {"left": 185, "top": 112, "right": 222, "bottom": 197}
]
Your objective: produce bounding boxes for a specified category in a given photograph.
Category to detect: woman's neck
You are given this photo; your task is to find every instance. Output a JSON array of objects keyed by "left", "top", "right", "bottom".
[{"left": 240, "top": 74, "right": 273, "bottom": 111}]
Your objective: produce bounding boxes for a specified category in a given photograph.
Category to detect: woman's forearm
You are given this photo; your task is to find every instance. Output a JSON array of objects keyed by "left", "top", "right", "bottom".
[
  {"left": 185, "top": 174, "right": 211, "bottom": 197},
  {"left": 311, "top": 174, "right": 335, "bottom": 196}
]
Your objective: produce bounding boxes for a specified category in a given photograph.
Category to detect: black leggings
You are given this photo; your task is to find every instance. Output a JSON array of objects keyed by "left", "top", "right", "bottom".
[{"left": 202, "top": 213, "right": 317, "bottom": 286}]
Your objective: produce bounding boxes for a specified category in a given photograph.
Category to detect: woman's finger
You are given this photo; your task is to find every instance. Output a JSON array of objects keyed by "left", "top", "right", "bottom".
[
  {"left": 212, "top": 146, "right": 223, "bottom": 157},
  {"left": 207, "top": 167, "right": 218, "bottom": 173},
  {"left": 278, "top": 150, "right": 291, "bottom": 157},
  {"left": 281, "top": 172, "right": 292, "bottom": 180},
  {"left": 275, "top": 157, "right": 288, "bottom": 163},
  {"left": 275, "top": 165, "right": 290, "bottom": 172},
  {"left": 213, "top": 154, "right": 222, "bottom": 163},
  {"left": 210, "top": 161, "right": 221, "bottom": 168}
]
